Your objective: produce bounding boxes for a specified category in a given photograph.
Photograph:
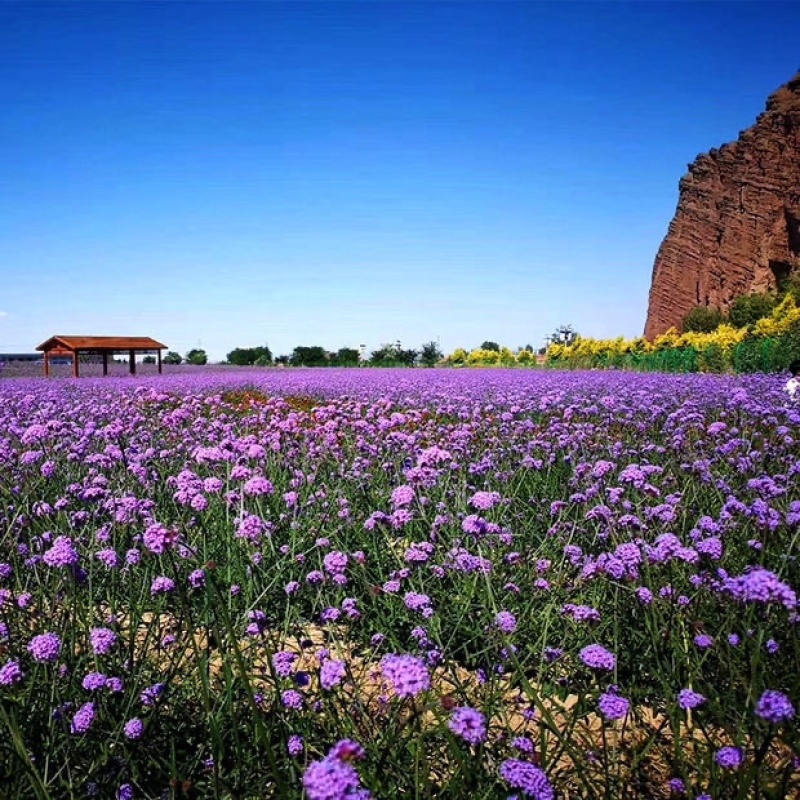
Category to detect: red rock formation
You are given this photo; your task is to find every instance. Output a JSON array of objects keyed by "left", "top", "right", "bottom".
[{"left": 644, "top": 73, "right": 800, "bottom": 339}]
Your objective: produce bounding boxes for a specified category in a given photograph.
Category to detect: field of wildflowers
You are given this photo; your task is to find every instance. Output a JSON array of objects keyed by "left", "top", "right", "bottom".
[{"left": 0, "top": 369, "right": 797, "bottom": 799}]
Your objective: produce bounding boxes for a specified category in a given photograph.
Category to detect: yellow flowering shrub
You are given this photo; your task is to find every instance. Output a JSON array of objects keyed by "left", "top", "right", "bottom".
[
  {"left": 499, "top": 347, "right": 517, "bottom": 365},
  {"left": 752, "top": 294, "right": 800, "bottom": 336},
  {"left": 653, "top": 328, "right": 682, "bottom": 351},
  {"left": 448, "top": 348, "right": 468, "bottom": 366},
  {"left": 516, "top": 349, "right": 534, "bottom": 364},
  {"left": 467, "top": 348, "right": 500, "bottom": 365}
]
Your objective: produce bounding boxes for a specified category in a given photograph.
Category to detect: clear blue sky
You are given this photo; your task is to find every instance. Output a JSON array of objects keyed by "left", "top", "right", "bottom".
[{"left": 1, "top": 1, "right": 798, "bottom": 360}]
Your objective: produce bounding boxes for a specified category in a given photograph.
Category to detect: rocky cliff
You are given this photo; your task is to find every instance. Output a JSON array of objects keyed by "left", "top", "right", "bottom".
[{"left": 644, "top": 73, "right": 800, "bottom": 339}]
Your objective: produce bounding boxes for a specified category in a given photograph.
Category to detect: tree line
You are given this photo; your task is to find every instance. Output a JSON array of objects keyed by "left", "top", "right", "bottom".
[
  {"left": 224, "top": 341, "right": 445, "bottom": 368},
  {"left": 154, "top": 329, "right": 578, "bottom": 369}
]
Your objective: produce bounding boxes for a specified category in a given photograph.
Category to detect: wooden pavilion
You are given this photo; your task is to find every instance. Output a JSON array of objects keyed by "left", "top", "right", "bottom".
[{"left": 36, "top": 335, "right": 168, "bottom": 378}]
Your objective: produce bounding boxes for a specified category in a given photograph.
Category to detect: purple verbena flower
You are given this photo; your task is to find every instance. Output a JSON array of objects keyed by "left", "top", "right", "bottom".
[
  {"left": 677, "top": 689, "right": 706, "bottom": 710},
  {"left": 28, "top": 632, "right": 61, "bottom": 663},
  {"left": 448, "top": 706, "right": 487, "bottom": 745},
  {"left": 140, "top": 682, "right": 166, "bottom": 706},
  {"left": 391, "top": 485, "right": 415, "bottom": 507},
  {"left": 288, "top": 734, "right": 304, "bottom": 757},
  {"left": 281, "top": 690, "right": 304, "bottom": 710},
  {"left": 150, "top": 576, "right": 176, "bottom": 595},
  {"left": 499, "top": 759, "right": 554, "bottom": 800},
  {"left": 494, "top": 611, "right": 517, "bottom": 634},
  {"left": 272, "top": 651, "right": 297, "bottom": 677},
  {"left": 381, "top": 653, "right": 430, "bottom": 698},
  {"left": 124, "top": 718, "right": 144, "bottom": 740},
  {"left": 755, "top": 690, "right": 795, "bottom": 724},
  {"left": 89, "top": 627, "right": 117, "bottom": 655},
  {"left": 469, "top": 490, "right": 501, "bottom": 510},
  {"left": 188, "top": 569, "right": 206, "bottom": 588},
  {"left": 579, "top": 644, "right": 616, "bottom": 671},
  {"left": 302, "top": 739, "right": 370, "bottom": 800},
  {"left": 81, "top": 672, "right": 107, "bottom": 692},
  {"left": 0, "top": 660, "right": 24, "bottom": 686},
  {"left": 715, "top": 746, "right": 744, "bottom": 769},
  {"left": 598, "top": 690, "right": 629, "bottom": 721},
  {"left": 70, "top": 701, "right": 96, "bottom": 734},
  {"left": 320, "top": 659, "right": 347, "bottom": 691},
  {"left": 42, "top": 536, "right": 79, "bottom": 568},
  {"left": 243, "top": 476, "right": 274, "bottom": 496}
]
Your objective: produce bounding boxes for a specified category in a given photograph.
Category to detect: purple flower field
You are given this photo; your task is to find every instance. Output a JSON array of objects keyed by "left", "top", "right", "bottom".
[{"left": 0, "top": 368, "right": 797, "bottom": 799}]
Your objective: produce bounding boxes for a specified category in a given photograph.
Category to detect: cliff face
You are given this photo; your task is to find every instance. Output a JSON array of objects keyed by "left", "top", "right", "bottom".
[{"left": 644, "top": 73, "right": 800, "bottom": 339}]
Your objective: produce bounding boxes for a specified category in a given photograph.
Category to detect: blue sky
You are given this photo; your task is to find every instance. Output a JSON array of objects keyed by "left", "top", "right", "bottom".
[{"left": 1, "top": 1, "right": 798, "bottom": 361}]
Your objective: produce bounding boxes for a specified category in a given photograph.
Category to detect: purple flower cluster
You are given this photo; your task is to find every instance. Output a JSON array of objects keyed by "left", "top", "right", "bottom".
[
  {"left": 499, "top": 759, "right": 554, "bottom": 800},
  {"left": 89, "top": 627, "right": 117, "bottom": 655},
  {"left": 725, "top": 568, "right": 797, "bottom": 610},
  {"left": 448, "top": 706, "right": 487, "bottom": 745},
  {"left": 579, "top": 644, "right": 616, "bottom": 671},
  {"left": 320, "top": 659, "right": 347, "bottom": 691},
  {"left": 494, "top": 610, "right": 517, "bottom": 634},
  {"left": 124, "top": 718, "right": 144, "bottom": 740},
  {"left": 70, "top": 701, "right": 96, "bottom": 734},
  {"left": 303, "top": 740, "right": 371, "bottom": 800},
  {"left": 598, "top": 689, "right": 629, "bottom": 721},
  {"left": 677, "top": 689, "right": 706, "bottom": 710},
  {"left": 380, "top": 653, "right": 430, "bottom": 698},
  {"left": 754, "top": 690, "right": 795, "bottom": 724},
  {"left": 715, "top": 746, "right": 744, "bottom": 769},
  {"left": 27, "top": 632, "right": 61, "bottom": 663},
  {"left": 0, "top": 659, "right": 24, "bottom": 686},
  {"left": 42, "top": 536, "right": 79, "bottom": 568}
]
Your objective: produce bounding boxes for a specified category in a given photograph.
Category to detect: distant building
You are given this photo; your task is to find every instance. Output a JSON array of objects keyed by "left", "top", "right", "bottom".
[{"left": 0, "top": 353, "right": 41, "bottom": 362}]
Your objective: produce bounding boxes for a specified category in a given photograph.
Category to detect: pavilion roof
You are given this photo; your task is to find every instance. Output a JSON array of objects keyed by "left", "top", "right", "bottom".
[{"left": 36, "top": 335, "right": 167, "bottom": 352}]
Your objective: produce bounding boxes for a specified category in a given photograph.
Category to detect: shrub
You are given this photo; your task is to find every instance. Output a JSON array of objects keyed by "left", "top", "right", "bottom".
[
  {"left": 697, "top": 343, "right": 729, "bottom": 373},
  {"left": 728, "top": 293, "right": 776, "bottom": 328},
  {"left": 682, "top": 306, "right": 726, "bottom": 333},
  {"left": 732, "top": 335, "right": 766, "bottom": 374}
]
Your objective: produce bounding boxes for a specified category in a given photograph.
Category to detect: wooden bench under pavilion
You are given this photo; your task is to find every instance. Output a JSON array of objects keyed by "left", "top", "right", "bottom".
[{"left": 36, "top": 336, "right": 168, "bottom": 378}]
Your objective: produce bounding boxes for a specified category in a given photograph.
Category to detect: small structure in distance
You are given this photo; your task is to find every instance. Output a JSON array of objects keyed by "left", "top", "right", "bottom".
[{"left": 36, "top": 335, "right": 168, "bottom": 378}]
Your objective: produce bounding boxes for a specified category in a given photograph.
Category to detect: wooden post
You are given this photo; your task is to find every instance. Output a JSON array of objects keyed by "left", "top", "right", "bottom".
[
  {"left": 129, "top": 349, "right": 136, "bottom": 375},
  {"left": 73, "top": 351, "right": 80, "bottom": 378},
  {"left": 102, "top": 351, "right": 108, "bottom": 376},
  {"left": 44, "top": 352, "right": 50, "bottom": 378},
  {"left": 157, "top": 349, "right": 162, "bottom": 374}
]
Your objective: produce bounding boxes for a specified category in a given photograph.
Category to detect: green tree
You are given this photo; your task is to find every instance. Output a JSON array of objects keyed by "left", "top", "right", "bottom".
[
  {"left": 142, "top": 355, "right": 156, "bottom": 364},
  {"left": 728, "top": 293, "right": 775, "bottom": 328},
  {"left": 185, "top": 349, "right": 208, "bottom": 365},
  {"left": 550, "top": 325, "right": 578, "bottom": 346},
  {"left": 163, "top": 351, "right": 183, "bottom": 365},
  {"left": 331, "top": 347, "right": 360, "bottom": 367},
  {"left": 369, "top": 345, "right": 392, "bottom": 365},
  {"left": 397, "top": 348, "right": 418, "bottom": 367},
  {"left": 227, "top": 345, "right": 272, "bottom": 366},
  {"left": 369, "top": 343, "right": 416, "bottom": 366},
  {"left": 480, "top": 341, "right": 500, "bottom": 352},
  {"left": 682, "top": 306, "right": 725, "bottom": 333},
  {"left": 419, "top": 341, "right": 443, "bottom": 367},
  {"left": 290, "top": 346, "right": 329, "bottom": 367}
]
